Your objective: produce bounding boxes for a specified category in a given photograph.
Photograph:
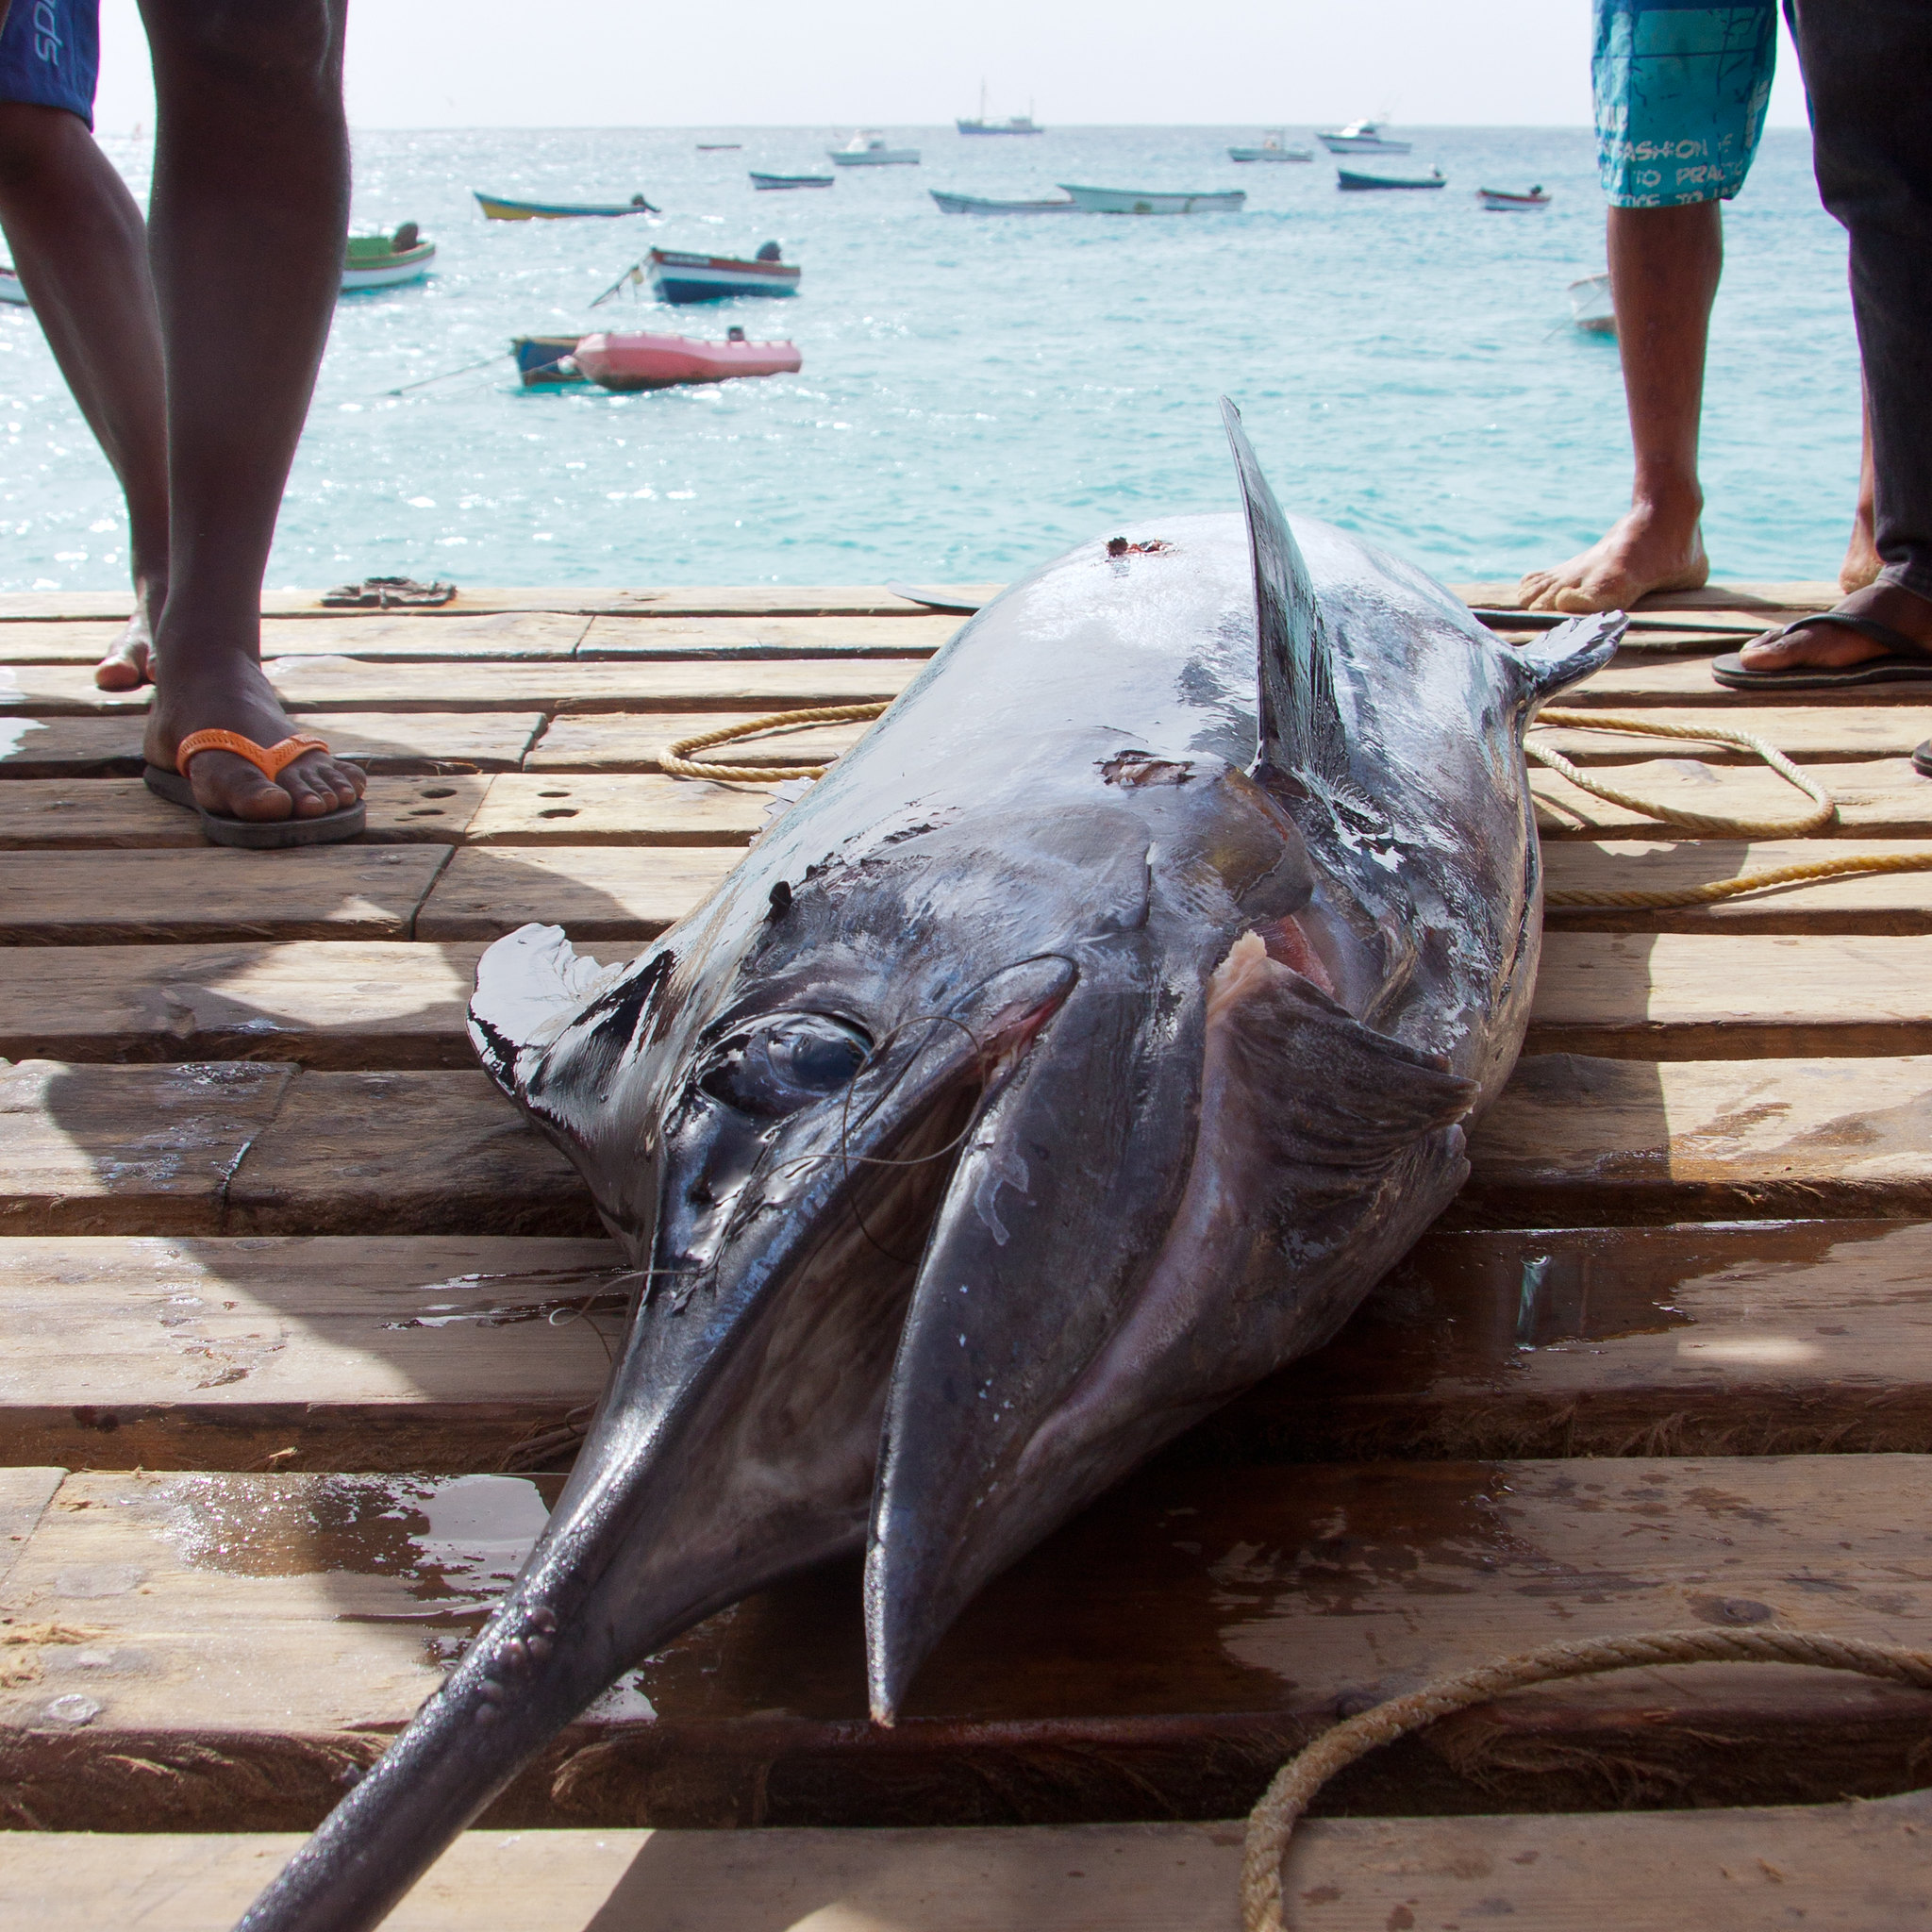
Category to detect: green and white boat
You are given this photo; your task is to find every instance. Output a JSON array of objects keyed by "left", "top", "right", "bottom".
[{"left": 341, "top": 224, "right": 435, "bottom": 292}]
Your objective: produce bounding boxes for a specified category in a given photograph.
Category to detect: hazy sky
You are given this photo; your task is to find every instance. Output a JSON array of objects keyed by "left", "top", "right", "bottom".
[{"left": 92, "top": 0, "right": 1812, "bottom": 133}]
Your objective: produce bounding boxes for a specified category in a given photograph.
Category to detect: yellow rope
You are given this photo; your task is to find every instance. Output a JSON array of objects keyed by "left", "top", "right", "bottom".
[
  {"left": 1241, "top": 1625, "right": 1932, "bottom": 1932},
  {"left": 660, "top": 702, "right": 891, "bottom": 783}
]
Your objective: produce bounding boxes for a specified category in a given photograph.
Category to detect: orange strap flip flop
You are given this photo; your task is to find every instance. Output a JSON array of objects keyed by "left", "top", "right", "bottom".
[{"left": 143, "top": 730, "right": 367, "bottom": 849}]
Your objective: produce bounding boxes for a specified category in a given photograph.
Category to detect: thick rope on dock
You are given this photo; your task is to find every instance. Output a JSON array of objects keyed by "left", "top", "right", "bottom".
[
  {"left": 660, "top": 702, "right": 891, "bottom": 782},
  {"left": 1241, "top": 1625, "right": 1932, "bottom": 1932}
]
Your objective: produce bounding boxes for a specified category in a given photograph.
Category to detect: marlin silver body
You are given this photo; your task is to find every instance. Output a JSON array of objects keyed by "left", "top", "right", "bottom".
[{"left": 237, "top": 407, "right": 1619, "bottom": 1931}]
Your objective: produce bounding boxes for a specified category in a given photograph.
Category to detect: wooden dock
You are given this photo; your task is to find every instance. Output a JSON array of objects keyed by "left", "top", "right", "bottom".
[{"left": 4, "top": 577, "right": 1931, "bottom": 1930}]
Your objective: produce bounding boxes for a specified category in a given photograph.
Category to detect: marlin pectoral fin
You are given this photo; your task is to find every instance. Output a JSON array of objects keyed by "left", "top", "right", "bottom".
[
  {"left": 1508, "top": 609, "right": 1626, "bottom": 712},
  {"left": 1220, "top": 395, "right": 1348, "bottom": 791}
]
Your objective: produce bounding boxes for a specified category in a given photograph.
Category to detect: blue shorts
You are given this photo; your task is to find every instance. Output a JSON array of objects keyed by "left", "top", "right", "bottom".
[
  {"left": 1592, "top": 0, "right": 1778, "bottom": 207},
  {"left": 0, "top": 0, "right": 100, "bottom": 129}
]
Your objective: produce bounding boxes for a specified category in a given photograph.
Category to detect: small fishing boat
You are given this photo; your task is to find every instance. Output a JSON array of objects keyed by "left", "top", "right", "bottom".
[
  {"left": 1479, "top": 185, "right": 1551, "bottom": 210},
  {"left": 0, "top": 265, "right": 27, "bottom": 307},
  {"left": 571, "top": 327, "right": 802, "bottom": 392},
  {"left": 929, "top": 189, "right": 1078, "bottom": 214},
  {"left": 750, "top": 171, "right": 834, "bottom": 191},
  {"left": 695, "top": 142, "right": 742, "bottom": 151},
  {"left": 341, "top": 225, "right": 435, "bottom": 291},
  {"left": 1318, "top": 119, "right": 1411, "bottom": 154},
  {"left": 474, "top": 191, "right": 658, "bottom": 220},
  {"left": 958, "top": 83, "right": 1041, "bottom": 134},
  {"left": 1058, "top": 183, "right": 1246, "bottom": 214},
  {"left": 1337, "top": 167, "right": 1445, "bottom": 192},
  {"left": 1569, "top": 271, "right": 1616, "bottom": 335},
  {"left": 510, "top": 335, "right": 589, "bottom": 388},
  {"left": 1228, "top": 130, "right": 1312, "bottom": 162},
  {"left": 638, "top": 244, "right": 801, "bottom": 303},
  {"left": 827, "top": 130, "right": 921, "bottom": 166}
]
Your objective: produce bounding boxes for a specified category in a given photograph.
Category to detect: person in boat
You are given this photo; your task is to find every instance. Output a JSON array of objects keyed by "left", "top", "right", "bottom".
[
  {"left": 1711, "top": 3, "right": 1932, "bottom": 691},
  {"left": 0, "top": 0, "right": 365, "bottom": 839},
  {"left": 1519, "top": 0, "right": 1877, "bottom": 617},
  {"left": 756, "top": 241, "right": 782, "bottom": 261}
]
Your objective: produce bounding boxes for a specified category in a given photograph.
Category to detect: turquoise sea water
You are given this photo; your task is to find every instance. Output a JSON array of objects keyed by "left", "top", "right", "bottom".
[{"left": 0, "top": 125, "right": 1859, "bottom": 593}]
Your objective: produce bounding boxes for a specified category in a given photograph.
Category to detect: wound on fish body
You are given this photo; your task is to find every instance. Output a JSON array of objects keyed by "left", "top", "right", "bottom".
[{"left": 233, "top": 403, "right": 1623, "bottom": 1932}]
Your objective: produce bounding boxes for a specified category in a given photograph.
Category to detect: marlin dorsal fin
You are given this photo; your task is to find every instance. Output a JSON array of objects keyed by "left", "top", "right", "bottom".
[{"left": 1220, "top": 397, "right": 1347, "bottom": 788}]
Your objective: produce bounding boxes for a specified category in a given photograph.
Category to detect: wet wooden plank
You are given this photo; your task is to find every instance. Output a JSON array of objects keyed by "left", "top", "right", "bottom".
[
  {"left": 576, "top": 615, "right": 957, "bottom": 658},
  {"left": 1532, "top": 758, "right": 1932, "bottom": 839},
  {"left": 3, "top": 1457, "right": 1931, "bottom": 1830},
  {"left": 11, "top": 1219, "right": 1932, "bottom": 1473},
  {"left": 0, "top": 1060, "right": 296, "bottom": 1236},
  {"left": 463, "top": 774, "right": 770, "bottom": 845},
  {"left": 527, "top": 712, "right": 868, "bottom": 773},
  {"left": 0, "top": 713, "right": 545, "bottom": 778},
  {"left": 14, "top": 1795, "right": 1932, "bottom": 1932},
  {"left": 1534, "top": 706, "right": 1932, "bottom": 765},
  {"left": 0, "top": 777, "right": 491, "bottom": 849},
  {"left": 0, "top": 846, "right": 451, "bottom": 944},
  {"left": 0, "top": 942, "right": 487, "bottom": 1068},
  {"left": 0, "top": 1236, "right": 622, "bottom": 1473},
  {"left": 415, "top": 847, "right": 742, "bottom": 941},
  {"left": 1, "top": 658, "right": 921, "bottom": 717},
  {"left": 223, "top": 1068, "right": 597, "bottom": 1237},
  {"left": 1544, "top": 839, "right": 1932, "bottom": 934},
  {"left": 1528, "top": 931, "right": 1932, "bottom": 1058},
  {"left": 1461, "top": 1051, "right": 1932, "bottom": 1224}
]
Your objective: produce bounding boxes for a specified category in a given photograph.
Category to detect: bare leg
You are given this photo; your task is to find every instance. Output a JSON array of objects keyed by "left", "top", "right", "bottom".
[
  {"left": 0, "top": 103, "right": 168, "bottom": 690},
  {"left": 136, "top": 0, "right": 363, "bottom": 824},
  {"left": 1840, "top": 387, "right": 1881, "bottom": 593},
  {"left": 1519, "top": 201, "right": 1718, "bottom": 613}
]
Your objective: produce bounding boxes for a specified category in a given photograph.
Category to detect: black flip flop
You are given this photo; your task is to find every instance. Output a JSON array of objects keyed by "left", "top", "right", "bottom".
[
  {"left": 1711, "top": 611, "right": 1932, "bottom": 691},
  {"left": 1913, "top": 741, "right": 1932, "bottom": 780},
  {"left": 143, "top": 728, "right": 366, "bottom": 849}
]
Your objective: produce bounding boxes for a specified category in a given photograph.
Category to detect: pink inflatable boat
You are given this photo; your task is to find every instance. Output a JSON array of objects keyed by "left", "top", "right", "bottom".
[{"left": 570, "top": 327, "right": 802, "bottom": 391}]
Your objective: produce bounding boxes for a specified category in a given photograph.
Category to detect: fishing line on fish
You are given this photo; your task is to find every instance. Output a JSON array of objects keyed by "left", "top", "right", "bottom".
[{"left": 1240, "top": 1625, "right": 1932, "bottom": 1932}]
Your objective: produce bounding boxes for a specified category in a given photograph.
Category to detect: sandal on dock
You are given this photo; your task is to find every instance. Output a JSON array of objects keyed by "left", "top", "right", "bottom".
[
  {"left": 1712, "top": 612, "right": 1932, "bottom": 691},
  {"left": 143, "top": 730, "right": 366, "bottom": 848}
]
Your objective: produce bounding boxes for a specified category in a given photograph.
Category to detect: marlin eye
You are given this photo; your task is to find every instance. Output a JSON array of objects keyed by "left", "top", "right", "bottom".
[{"left": 697, "top": 1013, "right": 871, "bottom": 1119}]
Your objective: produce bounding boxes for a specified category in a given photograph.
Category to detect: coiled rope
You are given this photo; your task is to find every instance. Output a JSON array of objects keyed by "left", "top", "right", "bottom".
[
  {"left": 1241, "top": 1625, "right": 1932, "bottom": 1932},
  {"left": 660, "top": 701, "right": 1932, "bottom": 914},
  {"left": 660, "top": 702, "right": 890, "bottom": 783}
]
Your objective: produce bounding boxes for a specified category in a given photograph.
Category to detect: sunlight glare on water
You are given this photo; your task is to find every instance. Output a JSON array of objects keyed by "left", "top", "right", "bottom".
[{"left": 0, "top": 125, "right": 1858, "bottom": 591}]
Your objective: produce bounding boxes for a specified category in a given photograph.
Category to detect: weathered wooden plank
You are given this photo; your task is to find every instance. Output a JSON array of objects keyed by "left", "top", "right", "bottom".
[
  {"left": 415, "top": 847, "right": 741, "bottom": 941},
  {"left": 224, "top": 1068, "right": 596, "bottom": 1236},
  {"left": 0, "top": 712, "right": 544, "bottom": 778},
  {"left": 0, "top": 942, "right": 486, "bottom": 1068},
  {"left": 0, "top": 846, "right": 451, "bottom": 944},
  {"left": 1533, "top": 705, "right": 1932, "bottom": 765},
  {"left": 1455, "top": 580, "right": 1837, "bottom": 614},
  {"left": 1544, "top": 839, "right": 1932, "bottom": 934},
  {"left": 527, "top": 712, "right": 868, "bottom": 773},
  {"left": 13, "top": 1797, "right": 1932, "bottom": 1932},
  {"left": 0, "top": 777, "right": 491, "bottom": 849},
  {"left": 1570, "top": 652, "right": 1932, "bottom": 708},
  {"left": 11, "top": 1219, "right": 1932, "bottom": 1473},
  {"left": 0, "top": 1059, "right": 295, "bottom": 1236},
  {"left": 576, "top": 615, "right": 956, "bottom": 658},
  {"left": 0, "top": 1470, "right": 63, "bottom": 1594},
  {"left": 1533, "top": 758, "right": 1932, "bottom": 839},
  {"left": 1461, "top": 1051, "right": 1932, "bottom": 1224},
  {"left": 463, "top": 774, "right": 770, "bottom": 845},
  {"left": 3, "top": 1457, "right": 1931, "bottom": 1829},
  {"left": 0, "top": 615, "right": 591, "bottom": 664},
  {"left": 0, "top": 623, "right": 124, "bottom": 665},
  {"left": 1, "top": 658, "right": 922, "bottom": 717},
  {"left": 0, "top": 1236, "right": 622, "bottom": 1472},
  {"left": 1528, "top": 931, "right": 1932, "bottom": 1058}
]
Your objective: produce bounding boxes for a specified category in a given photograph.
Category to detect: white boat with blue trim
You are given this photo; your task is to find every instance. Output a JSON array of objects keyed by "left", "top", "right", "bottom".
[{"left": 1317, "top": 120, "right": 1411, "bottom": 154}]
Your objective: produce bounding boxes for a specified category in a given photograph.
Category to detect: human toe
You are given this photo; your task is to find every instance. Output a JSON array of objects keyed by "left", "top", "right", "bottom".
[
  {"left": 93, "top": 638, "right": 153, "bottom": 692},
  {"left": 195, "top": 751, "right": 296, "bottom": 822}
]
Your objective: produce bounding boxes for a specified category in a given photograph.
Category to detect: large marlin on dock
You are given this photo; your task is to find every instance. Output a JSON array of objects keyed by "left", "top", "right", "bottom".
[{"left": 237, "top": 404, "right": 1620, "bottom": 1931}]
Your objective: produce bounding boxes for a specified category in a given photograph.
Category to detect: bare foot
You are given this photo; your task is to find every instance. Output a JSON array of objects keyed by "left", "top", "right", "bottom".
[
  {"left": 142, "top": 648, "right": 366, "bottom": 822},
  {"left": 1737, "top": 581, "right": 1932, "bottom": 673},
  {"left": 1840, "top": 505, "right": 1882, "bottom": 595},
  {"left": 92, "top": 609, "right": 155, "bottom": 691},
  {"left": 1518, "top": 502, "right": 1709, "bottom": 614}
]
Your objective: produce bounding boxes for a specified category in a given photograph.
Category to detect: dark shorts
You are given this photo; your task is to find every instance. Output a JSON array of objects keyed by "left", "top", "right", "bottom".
[
  {"left": 0, "top": 0, "right": 100, "bottom": 129},
  {"left": 1592, "top": 0, "right": 1778, "bottom": 207}
]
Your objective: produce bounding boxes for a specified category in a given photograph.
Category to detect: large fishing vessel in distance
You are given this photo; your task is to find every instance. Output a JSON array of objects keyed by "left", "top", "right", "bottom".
[
  {"left": 1058, "top": 183, "right": 1246, "bottom": 214},
  {"left": 958, "top": 83, "right": 1041, "bottom": 134},
  {"left": 1317, "top": 119, "right": 1411, "bottom": 154},
  {"left": 930, "top": 189, "right": 1078, "bottom": 213},
  {"left": 1228, "top": 130, "right": 1313, "bottom": 162}
]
